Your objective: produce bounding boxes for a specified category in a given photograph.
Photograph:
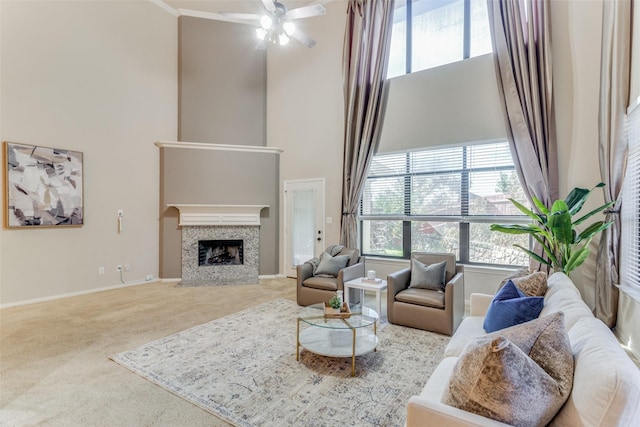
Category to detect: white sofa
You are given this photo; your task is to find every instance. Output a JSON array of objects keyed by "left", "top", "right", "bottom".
[{"left": 407, "top": 272, "right": 640, "bottom": 426}]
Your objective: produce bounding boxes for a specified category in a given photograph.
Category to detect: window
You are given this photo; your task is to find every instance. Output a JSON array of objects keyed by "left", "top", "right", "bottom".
[
  {"left": 621, "top": 103, "right": 640, "bottom": 288},
  {"left": 360, "top": 141, "right": 530, "bottom": 266},
  {"left": 387, "top": 0, "right": 493, "bottom": 79}
]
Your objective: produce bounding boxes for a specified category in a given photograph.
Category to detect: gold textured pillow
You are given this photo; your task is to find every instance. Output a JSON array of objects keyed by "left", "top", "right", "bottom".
[
  {"left": 497, "top": 267, "right": 530, "bottom": 291},
  {"left": 498, "top": 271, "right": 548, "bottom": 297},
  {"left": 443, "top": 313, "right": 573, "bottom": 426}
]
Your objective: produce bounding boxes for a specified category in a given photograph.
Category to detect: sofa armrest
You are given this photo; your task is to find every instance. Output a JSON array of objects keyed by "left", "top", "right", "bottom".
[
  {"left": 407, "top": 396, "right": 511, "bottom": 427},
  {"left": 469, "top": 293, "right": 494, "bottom": 316}
]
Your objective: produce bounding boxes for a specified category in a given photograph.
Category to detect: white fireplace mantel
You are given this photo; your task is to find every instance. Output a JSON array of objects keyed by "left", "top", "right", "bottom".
[{"left": 168, "top": 204, "right": 268, "bottom": 226}]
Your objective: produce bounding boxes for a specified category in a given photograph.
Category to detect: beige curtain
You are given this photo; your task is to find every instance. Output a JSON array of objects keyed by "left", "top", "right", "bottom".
[
  {"left": 340, "top": 0, "right": 395, "bottom": 248},
  {"left": 595, "top": 0, "right": 632, "bottom": 328},
  {"left": 487, "top": 0, "right": 559, "bottom": 271}
]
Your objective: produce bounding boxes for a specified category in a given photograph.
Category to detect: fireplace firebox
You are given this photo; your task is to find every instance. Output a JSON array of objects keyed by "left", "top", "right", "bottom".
[{"left": 198, "top": 239, "right": 244, "bottom": 266}]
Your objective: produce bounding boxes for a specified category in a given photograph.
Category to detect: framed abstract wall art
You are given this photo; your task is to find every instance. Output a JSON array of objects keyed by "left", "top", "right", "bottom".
[{"left": 4, "top": 142, "right": 84, "bottom": 228}]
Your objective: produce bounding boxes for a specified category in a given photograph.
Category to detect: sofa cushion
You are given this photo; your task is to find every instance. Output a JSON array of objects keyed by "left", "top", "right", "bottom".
[
  {"left": 483, "top": 280, "right": 544, "bottom": 333},
  {"left": 444, "top": 313, "right": 573, "bottom": 426},
  {"left": 301, "top": 276, "right": 338, "bottom": 291},
  {"left": 545, "top": 272, "right": 582, "bottom": 300},
  {"left": 395, "top": 288, "right": 445, "bottom": 309},
  {"left": 314, "top": 252, "right": 349, "bottom": 277},
  {"left": 550, "top": 317, "right": 640, "bottom": 426},
  {"left": 444, "top": 316, "right": 486, "bottom": 357},
  {"left": 540, "top": 288, "right": 594, "bottom": 331},
  {"left": 409, "top": 259, "right": 447, "bottom": 291}
]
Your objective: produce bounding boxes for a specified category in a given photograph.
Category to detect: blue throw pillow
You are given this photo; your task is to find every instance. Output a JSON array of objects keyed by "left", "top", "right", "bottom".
[{"left": 483, "top": 280, "right": 544, "bottom": 333}]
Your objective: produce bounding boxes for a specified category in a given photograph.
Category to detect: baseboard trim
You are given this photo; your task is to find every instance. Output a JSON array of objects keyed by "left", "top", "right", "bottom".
[
  {"left": 0, "top": 279, "right": 155, "bottom": 310},
  {"left": 258, "top": 274, "right": 286, "bottom": 279}
]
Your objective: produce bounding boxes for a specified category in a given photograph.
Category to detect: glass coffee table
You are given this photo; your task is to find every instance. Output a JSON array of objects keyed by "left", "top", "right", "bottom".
[{"left": 296, "top": 303, "right": 379, "bottom": 376}]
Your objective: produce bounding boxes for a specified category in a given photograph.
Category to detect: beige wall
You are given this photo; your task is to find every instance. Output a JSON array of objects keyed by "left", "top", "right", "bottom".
[
  {"left": 179, "top": 16, "right": 266, "bottom": 145},
  {"left": 0, "top": 0, "right": 177, "bottom": 305},
  {"left": 1, "top": 0, "right": 636, "bottom": 316},
  {"left": 268, "top": 1, "right": 347, "bottom": 269}
]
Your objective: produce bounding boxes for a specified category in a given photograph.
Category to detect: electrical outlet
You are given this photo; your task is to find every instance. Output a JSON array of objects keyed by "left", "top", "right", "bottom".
[
  {"left": 124, "top": 263, "right": 131, "bottom": 271},
  {"left": 98, "top": 267, "right": 105, "bottom": 275},
  {"left": 116, "top": 265, "right": 122, "bottom": 272},
  {"left": 145, "top": 274, "right": 154, "bottom": 281}
]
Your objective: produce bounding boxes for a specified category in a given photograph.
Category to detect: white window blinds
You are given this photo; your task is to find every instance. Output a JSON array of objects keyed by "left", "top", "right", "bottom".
[{"left": 621, "top": 103, "right": 640, "bottom": 288}]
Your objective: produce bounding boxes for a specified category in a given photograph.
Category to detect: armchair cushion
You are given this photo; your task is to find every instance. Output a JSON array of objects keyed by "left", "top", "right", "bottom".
[
  {"left": 302, "top": 276, "right": 339, "bottom": 291},
  {"left": 409, "top": 259, "right": 447, "bottom": 291},
  {"left": 314, "top": 252, "right": 350, "bottom": 277},
  {"left": 483, "top": 280, "right": 544, "bottom": 333},
  {"left": 396, "top": 288, "right": 445, "bottom": 309}
]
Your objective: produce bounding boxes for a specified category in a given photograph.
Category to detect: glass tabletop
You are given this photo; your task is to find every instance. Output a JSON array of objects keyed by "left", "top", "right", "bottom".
[{"left": 298, "top": 303, "right": 378, "bottom": 329}]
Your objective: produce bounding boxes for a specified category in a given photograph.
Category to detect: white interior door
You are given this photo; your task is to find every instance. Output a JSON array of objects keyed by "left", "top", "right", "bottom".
[{"left": 284, "top": 179, "right": 325, "bottom": 278}]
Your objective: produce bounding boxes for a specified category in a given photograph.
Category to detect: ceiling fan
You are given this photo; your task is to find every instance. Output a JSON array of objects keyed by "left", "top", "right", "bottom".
[{"left": 218, "top": 0, "right": 326, "bottom": 49}]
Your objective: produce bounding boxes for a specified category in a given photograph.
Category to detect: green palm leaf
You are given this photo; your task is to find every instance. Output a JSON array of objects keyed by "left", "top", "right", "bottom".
[{"left": 490, "top": 183, "right": 611, "bottom": 276}]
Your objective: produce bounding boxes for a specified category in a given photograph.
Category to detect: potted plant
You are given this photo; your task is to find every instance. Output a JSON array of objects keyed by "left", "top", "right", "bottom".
[
  {"left": 328, "top": 294, "right": 342, "bottom": 313},
  {"left": 490, "top": 183, "right": 614, "bottom": 276}
]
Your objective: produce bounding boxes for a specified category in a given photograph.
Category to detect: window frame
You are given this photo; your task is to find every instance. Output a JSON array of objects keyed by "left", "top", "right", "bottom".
[
  {"left": 359, "top": 141, "right": 531, "bottom": 266},
  {"left": 393, "top": 0, "right": 479, "bottom": 76}
]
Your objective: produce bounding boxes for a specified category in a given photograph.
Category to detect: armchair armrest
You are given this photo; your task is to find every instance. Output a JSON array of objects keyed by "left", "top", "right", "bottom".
[
  {"left": 387, "top": 267, "right": 411, "bottom": 298},
  {"left": 338, "top": 261, "right": 365, "bottom": 284},
  {"left": 296, "top": 263, "right": 314, "bottom": 287},
  {"left": 446, "top": 271, "right": 464, "bottom": 288},
  {"left": 469, "top": 293, "right": 494, "bottom": 316}
]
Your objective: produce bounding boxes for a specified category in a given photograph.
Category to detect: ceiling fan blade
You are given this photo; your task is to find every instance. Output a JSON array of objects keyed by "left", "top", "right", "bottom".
[
  {"left": 291, "top": 29, "right": 317, "bottom": 48},
  {"left": 260, "top": 0, "right": 277, "bottom": 13},
  {"left": 286, "top": 4, "right": 326, "bottom": 20}
]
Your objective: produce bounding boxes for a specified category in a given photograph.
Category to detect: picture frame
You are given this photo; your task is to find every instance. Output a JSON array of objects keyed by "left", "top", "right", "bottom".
[{"left": 4, "top": 141, "right": 84, "bottom": 228}]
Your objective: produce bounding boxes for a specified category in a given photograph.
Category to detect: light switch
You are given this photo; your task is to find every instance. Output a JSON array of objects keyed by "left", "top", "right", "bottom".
[{"left": 326, "top": 217, "right": 333, "bottom": 224}]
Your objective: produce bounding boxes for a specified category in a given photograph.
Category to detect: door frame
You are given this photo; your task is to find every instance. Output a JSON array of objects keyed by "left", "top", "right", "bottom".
[{"left": 283, "top": 178, "right": 325, "bottom": 278}]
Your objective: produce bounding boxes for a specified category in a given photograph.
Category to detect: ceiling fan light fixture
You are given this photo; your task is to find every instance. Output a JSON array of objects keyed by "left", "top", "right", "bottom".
[
  {"left": 278, "top": 33, "right": 290, "bottom": 46},
  {"left": 283, "top": 21, "right": 295, "bottom": 36},
  {"left": 256, "top": 27, "right": 267, "bottom": 41},
  {"left": 260, "top": 15, "right": 273, "bottom": 30}
]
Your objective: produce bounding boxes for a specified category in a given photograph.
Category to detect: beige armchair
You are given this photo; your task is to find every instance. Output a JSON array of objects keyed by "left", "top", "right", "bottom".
[
  {"left": 387, "top": 252, "right": 464, "bottom": 336},
  {"left": 296, "top": 247, "right": 365, "bottom": 307}
]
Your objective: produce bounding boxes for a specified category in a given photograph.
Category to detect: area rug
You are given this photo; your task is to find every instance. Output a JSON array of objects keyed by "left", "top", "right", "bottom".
[{"left": 111, "top": 298, "right": 449, "bottom": 427}]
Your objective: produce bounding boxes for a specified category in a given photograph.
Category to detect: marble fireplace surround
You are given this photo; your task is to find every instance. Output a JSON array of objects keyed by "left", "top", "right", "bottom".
[{"left": 168, "top": 204, "right": 268, "bottom": 286}]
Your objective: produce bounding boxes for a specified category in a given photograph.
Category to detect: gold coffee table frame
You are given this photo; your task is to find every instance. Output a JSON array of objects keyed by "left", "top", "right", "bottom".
[{"left": 296, "top": 303, "right": 379, "bottom": 377}]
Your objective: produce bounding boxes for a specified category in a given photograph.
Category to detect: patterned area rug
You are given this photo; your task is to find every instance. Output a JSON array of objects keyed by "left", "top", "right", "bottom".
[{"left": 111, "top": 298, "right": 449, "bottom": 427}]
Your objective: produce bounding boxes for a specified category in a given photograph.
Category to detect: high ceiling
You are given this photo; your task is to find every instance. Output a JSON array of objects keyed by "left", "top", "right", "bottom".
[{"left": 161, "top": 0, "right": 320, "bottom": 15}]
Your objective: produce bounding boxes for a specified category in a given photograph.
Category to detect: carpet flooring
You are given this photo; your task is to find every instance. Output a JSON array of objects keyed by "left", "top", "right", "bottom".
[{"left": 111, "top": 298, "right": 449, "bottom": 427}]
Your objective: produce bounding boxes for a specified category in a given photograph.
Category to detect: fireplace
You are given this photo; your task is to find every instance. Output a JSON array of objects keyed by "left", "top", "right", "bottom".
[
  {"left": 168, "top": 204, "right": 268, "bottom": 286},
  {"left": 199, "top": 240, "right": 243, "bottom": 266}
]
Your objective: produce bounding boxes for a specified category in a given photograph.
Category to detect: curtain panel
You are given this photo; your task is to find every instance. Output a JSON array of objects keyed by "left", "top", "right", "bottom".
[
  {"left": 487, "top": 0, "right": 559, "bottom": 271},
  {"left": 595, "top": 0, "right": 632, "bottom": 328},
  {"left": 340, "top": 0, "right": 395, "bottom": 248}
]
